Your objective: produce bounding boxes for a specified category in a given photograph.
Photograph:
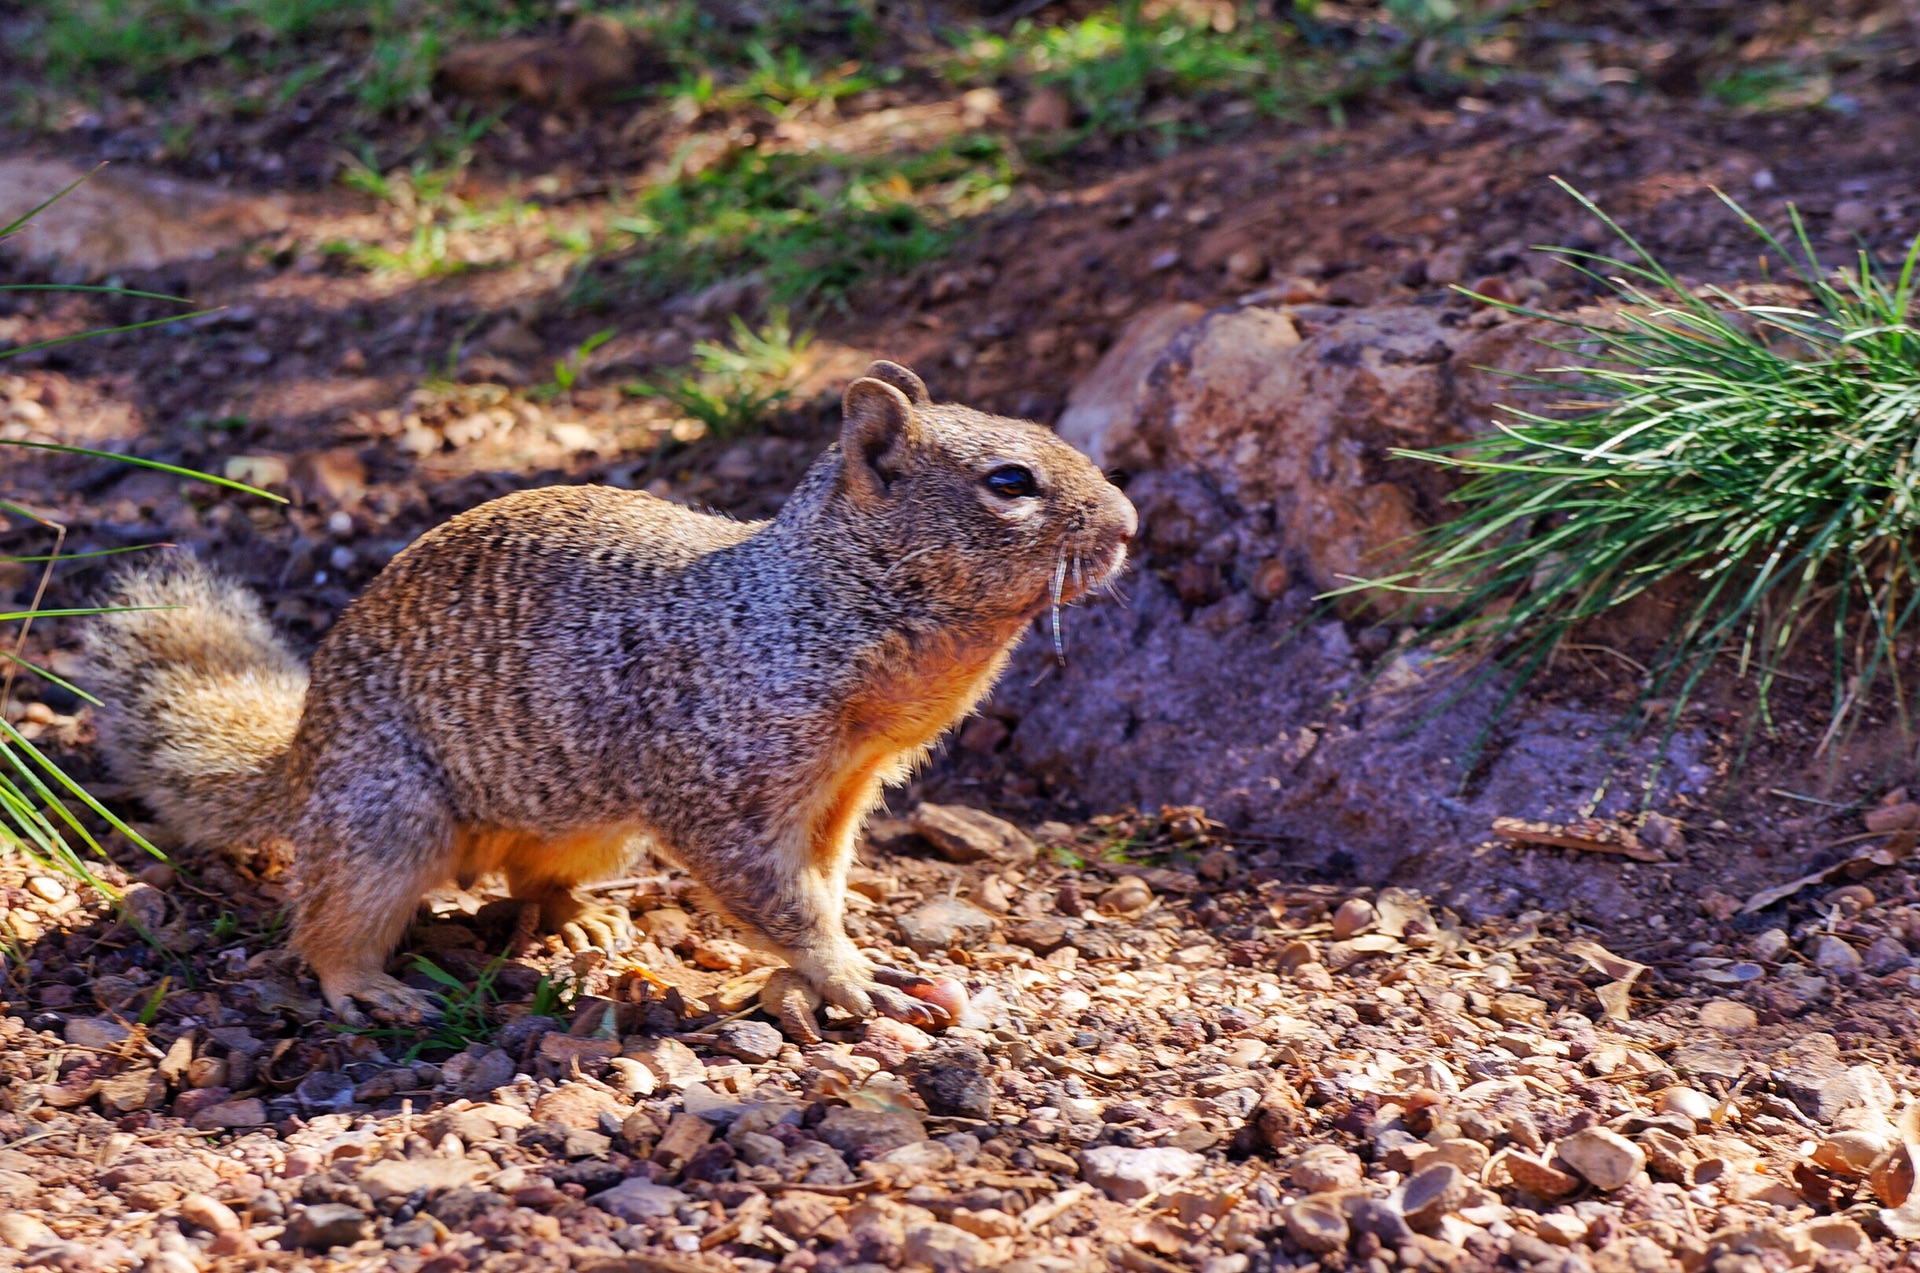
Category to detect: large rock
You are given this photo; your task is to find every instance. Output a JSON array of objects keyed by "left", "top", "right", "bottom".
[
  {"left": 1069, "top": 303, "right": 1549, "bottom": 597},
  {"left": 0, "top": 159, "right": 287, "bottom": 278},
  {"left": 965, "top": 301, "right": 1716, "bottom": 899}
]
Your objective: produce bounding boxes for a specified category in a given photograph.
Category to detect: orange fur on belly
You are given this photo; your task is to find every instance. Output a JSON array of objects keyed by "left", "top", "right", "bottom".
[{"left": 453, "top": 823, "right": 641, "bottom": 892}]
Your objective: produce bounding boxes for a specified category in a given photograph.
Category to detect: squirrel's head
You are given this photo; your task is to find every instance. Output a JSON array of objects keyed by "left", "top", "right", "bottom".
[{"left": 817, "top": 360, "right": 1137, "bottom": 634}]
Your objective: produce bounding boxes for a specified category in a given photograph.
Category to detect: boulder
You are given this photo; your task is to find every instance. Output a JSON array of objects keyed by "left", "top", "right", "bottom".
[{"left": 966, "top": 300, "right": 1717, "bottom": 894}]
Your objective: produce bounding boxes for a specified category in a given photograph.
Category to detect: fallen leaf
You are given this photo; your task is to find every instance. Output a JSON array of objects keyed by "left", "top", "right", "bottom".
[
  {"left": 1493, "top": 817, "right": 1663, "bottom": 863},
  {"left": 1563, "top": 940, "right": 1648, "bottom": 983}
]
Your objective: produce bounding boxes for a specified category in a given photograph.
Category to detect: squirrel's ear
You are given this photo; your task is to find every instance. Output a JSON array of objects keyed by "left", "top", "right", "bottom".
[
  {"left": 841, "top": 376, "right": 917, "bottom": 504},
  {"left": 861, "top": 360, "right": 931, "bottom": 406}
]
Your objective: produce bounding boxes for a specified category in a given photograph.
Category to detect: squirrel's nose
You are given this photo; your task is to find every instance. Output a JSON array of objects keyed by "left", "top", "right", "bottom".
[{"left": 1106, "top": 486, "right": 1139, "bottom": 543}]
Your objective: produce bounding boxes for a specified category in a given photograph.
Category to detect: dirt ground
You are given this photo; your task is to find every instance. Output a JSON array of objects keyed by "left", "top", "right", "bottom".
[{"left": 7, "top": 3, "right": 1920, "bottom": 1271}]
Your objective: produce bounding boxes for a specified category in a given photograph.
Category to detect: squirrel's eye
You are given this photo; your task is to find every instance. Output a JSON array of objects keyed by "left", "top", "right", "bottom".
[{"left": 985, "top": 465, "right": 1039, "bottom": 498}]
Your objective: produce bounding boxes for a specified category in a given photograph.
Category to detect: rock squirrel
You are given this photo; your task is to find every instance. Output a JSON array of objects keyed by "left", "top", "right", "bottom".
[{"left": 84, "top": 362, "right": 1136, "bottom": 1031}]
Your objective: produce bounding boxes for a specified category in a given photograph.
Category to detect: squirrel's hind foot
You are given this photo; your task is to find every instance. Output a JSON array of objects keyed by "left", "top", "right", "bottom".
[
  {"left": 320, "top": 971, "right": 441, "bottom": 1028},
  {"left": 516, "top": 890, "right": 636, "bottom": 956}
]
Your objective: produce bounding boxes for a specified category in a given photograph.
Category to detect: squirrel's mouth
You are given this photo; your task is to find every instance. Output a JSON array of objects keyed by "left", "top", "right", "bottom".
[{"left": 1024, "top": 536, "right": 1130, "bottom": 622}]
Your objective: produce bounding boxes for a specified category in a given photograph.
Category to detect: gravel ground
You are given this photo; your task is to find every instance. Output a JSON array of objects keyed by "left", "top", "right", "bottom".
[{"left": 3, "top": 801, "right": 1919, "bottom": 1273}]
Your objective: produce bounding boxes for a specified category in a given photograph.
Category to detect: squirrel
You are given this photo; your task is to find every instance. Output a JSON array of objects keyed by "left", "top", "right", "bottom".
[{"left": 85, "top": 361, "right": 1137, "bottom": 1033}]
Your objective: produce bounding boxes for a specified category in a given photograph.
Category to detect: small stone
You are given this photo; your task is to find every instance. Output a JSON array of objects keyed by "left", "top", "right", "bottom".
[
  {"left": 637, "top": 907, "right": 694, "bottom": 949},
  {"left": 1811, "top": 1064, "right": 1895, "bottom": 1123},
  {"left": 1293, "top": 961, "right": 1335, "bottom": 991},
  {"left": 441, "top": 1045, "right": 516, "bottom": 1098},
  {"left": 286, "top": 1203, "right": 369, "bottom": 1250},
  {"left": 1556, "top": 1127, "right": 1645, "bottom": 1191},
  {"left": 1285, "top": 1196, "right": 1348, "bottom": 1254},
  {"left": 949, "top": 1206, "right": 1019, "bottom": 1238},
  {"left": 1506, "top": 1154, "right": 1580, "bottom": 1200},
  {"left": 713, "top": 1019, "right": 784, "bottom": 1064},
  {"left": 897, "top": 898, "right": 997, "bottom": 953},
  {"left": 27, "top": 876, "right": 66, "bottom": 903},
  {"left": 178, "top": 1194, "right": 242, "bottom": 1235},
  {"left": 1671, "top": 1040, "right": 1747, "bottom": 1085},
  {"left": 1639, "top": 812, "right": 1684, "bottom": 851},
  {"left": 1275, "top": 939, "right": 1319, "bottom": 972},
  {"left": 96, "top": 1067, "right": 165, "bottom": 1114},
  {"left": 1006, "top": 918, "right": 1074, "bottom": 954},
  {"left": 1291, "top": 1144, "right": 1364, "bottom": 1193},
  {"left": 191, "top": 1098, "right": 267, "bottom": 1131},
  {"left": 1658, "top": 1087, "right": 1716, "bottom": 1123},
  {"left": 533, "top": 1081, "right": 623, "bottom": 1131},
  {"left": 1397, "top": 1162, "right": 1467, "bottom": 1230},
  {"left": 65, "top": 1017, "right": 132, "bottom": 1049},
  {"left": 294, "top": 1070, "right": 355, "bottom": 1112},
  {"left": 607, "top": 1058, "right": 658, "bottom": 1097},
  {"left": 1536, "top": 1213, "right": 1589, "bottom": 1246},
  {"left": 1832, "top": 199, "right": 1872, "bottom": 230},
  {"left": 1863, "top": 935, "right": 1911, "bottom": 974},
  {"left": 816, "top": 1107, "right": 927, "bottom": 1159},
  {"left": 1021, "top": 86, "right": 1072, "bottom": 132},
  {"left": 905, "top": 1044, "right": 995, "bottom": 1120},
  {"left": 1332, "top": 897, "right": 1375, "bottom": 939},
  {"left": 622, "top": 1036, "right": 705, "bottom": 1088},
  {"left": 356, "top": 1157, "right": 483, "bottom": 1203},
  {"left": 590, "top": 1179, "right": 688, "bottom": 1222},
  {"left": 1080, "top": 1145, "right": 1204, "bottom": 1201},
  {"left": 1096, "top": 877, "right": 1153, "bottom": 918},
  {"left": 0, "top": 1213, "right": 57, "bottom": 1251},
  {"left": 874, "top": 1140, "right": 955, "bottom": 1187},
  {"left": 1490, "top": 993, "right": 1548, "bottom": 1024},
  {"left": 852, "top": 1017, "right": 934, "bottom": 1070},
  {"left": 1347, "top": 1197, "right": 1413, "bottom": 1245},
  {"left": 1226, "top": 248, "right": 1268, "bottom": 282},
  {"left": 1806, "top": 933, "right": 1863, "bottom": 978},
  {"left": 1426, "top": 1139, "right": 1490, "bottom": 1176},
  {"left": 1813, "top": 1130, "right": 1889, "bottom": 1176},
  {"left": 902, "top": 1219, "right": 986, "bottom": 1272},
  {"left": 1750, "top": 927, "right": 1792, "bottom": 961},
  {"left": 1795, "top": 1216, "right": 1869, "bottom": 1260},
  {"left": 770, "top": 1191, "right": 843, "bottom": 1240},
  {"left": 650, "top": 1112, "right": 714, "bottom": 1171},
  {"left": 1698, "top": 999, "right": 1758, "bottom": 1031},
  {"left": 910, "top": 803, "right": 1037, "bottom": 865}
]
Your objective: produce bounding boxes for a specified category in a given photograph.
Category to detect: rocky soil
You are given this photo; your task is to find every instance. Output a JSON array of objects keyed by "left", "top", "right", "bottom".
[{"left": 4, "top": 800, "right": 1920, "bottom": 1273}]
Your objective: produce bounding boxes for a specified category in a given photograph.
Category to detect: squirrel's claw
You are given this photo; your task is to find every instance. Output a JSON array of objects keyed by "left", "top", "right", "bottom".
[
  {"left": 868, "top": 965, "right": 956, "bottom": 1026},
  {"left": 761, "top": 968, "right": 825, "bottom": 1045},
  {"left": 866, "top": 982, "right": 940, "bottom": 1028},
  {"left": 323, "top": 972, "right": 441, "bottom": 1028},
  {"left": 540, "top": 895, "right": 635, "bottom": 956}
]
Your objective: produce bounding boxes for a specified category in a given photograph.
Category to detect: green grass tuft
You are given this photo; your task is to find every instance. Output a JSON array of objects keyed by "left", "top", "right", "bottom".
[
  {"left": 1353, "top": 179, "right": 1920, "bottom": 764},
  {"left": 609, "top": 135, "right": 1014, "bottom": 309},
  {"left": 631, "top": 307, "right": 813, "bottom": 438}
]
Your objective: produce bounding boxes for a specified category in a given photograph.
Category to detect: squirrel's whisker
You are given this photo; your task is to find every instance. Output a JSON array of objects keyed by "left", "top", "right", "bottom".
[{"left": 1050, "top": 551, "right": 1068, "bottom": 668}]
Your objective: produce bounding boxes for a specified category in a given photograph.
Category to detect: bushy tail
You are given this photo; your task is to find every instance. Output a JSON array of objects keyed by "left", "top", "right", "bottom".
[{"left": 83, "top": 557, "right": 308, "bottom": 850}]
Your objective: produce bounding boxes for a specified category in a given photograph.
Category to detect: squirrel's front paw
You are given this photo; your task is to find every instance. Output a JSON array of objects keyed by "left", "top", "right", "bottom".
[
  {"left": 761, "top": 963, "right": 955, "bottom": 1043},
  {"left": 321, "top": 971, "right": 441, "bottom": 1029}
]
